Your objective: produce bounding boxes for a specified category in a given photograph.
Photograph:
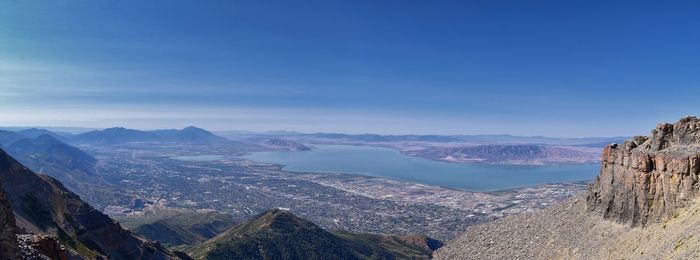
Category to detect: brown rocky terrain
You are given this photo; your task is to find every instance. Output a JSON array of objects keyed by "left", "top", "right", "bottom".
[{"left": 435, "top": 116, "right": 700, "bottom": 259}]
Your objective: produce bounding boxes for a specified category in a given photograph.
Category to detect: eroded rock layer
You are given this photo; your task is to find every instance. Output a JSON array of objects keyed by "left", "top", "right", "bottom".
[{"left": 587, "top": 116, "right": 700, "bottom": 226}]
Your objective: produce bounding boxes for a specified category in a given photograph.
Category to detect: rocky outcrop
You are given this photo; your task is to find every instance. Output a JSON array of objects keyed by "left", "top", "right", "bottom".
[
  {"left": 17, "top": 234, "right": 71, "bottom": 260},
  {"left": 587, "top": 116, "right": 700, "bottom": 226},
  {"left": 0, "top": 180, "right": 21, "bottom": 260}
]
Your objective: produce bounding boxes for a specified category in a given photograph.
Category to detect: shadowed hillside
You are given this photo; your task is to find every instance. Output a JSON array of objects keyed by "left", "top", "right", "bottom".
[{"left": 188, "top": 209, "right": 442, "bottom": 260}]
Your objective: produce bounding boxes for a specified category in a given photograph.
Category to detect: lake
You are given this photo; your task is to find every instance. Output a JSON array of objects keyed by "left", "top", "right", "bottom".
[{"left": 243, "top": 144, "right": 600, "bottom": 192}]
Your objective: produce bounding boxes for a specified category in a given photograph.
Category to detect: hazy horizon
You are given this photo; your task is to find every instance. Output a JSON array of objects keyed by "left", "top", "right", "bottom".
[{"left": 0, "top": 123, "right": 635, "bottom": 139}]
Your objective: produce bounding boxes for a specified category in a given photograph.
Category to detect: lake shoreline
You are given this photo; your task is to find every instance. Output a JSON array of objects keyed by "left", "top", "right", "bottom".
[{"left": 241, "top": 144, "right": 599, "bottom": 192}]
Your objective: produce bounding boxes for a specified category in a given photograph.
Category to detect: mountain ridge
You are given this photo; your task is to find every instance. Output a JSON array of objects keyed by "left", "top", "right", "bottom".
[
  {"left": 188, "top": 208, "right": 441, "bottom": 260},
  {"left": 0, "top": 147, "right": 181, "bottom": 259},
  {"left": 72, "top": 126, "right": 228, "bottom": 145}
]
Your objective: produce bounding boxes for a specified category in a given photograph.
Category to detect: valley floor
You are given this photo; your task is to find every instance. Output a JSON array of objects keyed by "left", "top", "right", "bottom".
[{"left": 82, "top": 143, "right": 586, "bottom": 241}]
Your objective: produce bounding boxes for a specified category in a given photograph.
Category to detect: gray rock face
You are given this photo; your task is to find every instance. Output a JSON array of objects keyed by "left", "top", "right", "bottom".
[
  {"left": 587, "top": 116, "right": 700, "bottom": 226},
  {"left": 0, "top": 180, "right": 21, "bottom": 260}
]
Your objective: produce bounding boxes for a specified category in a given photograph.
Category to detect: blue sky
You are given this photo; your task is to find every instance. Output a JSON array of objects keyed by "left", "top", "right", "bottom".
[{"left": 0, "top": 0, "right": 698, "bottom": 136}]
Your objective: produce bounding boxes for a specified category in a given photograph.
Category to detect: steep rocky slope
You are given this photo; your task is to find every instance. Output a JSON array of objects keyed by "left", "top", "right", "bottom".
[
  {"left": 435, "top": 116, "right": 700, "bottom": 259},
  {"left": 188, "top": 209, "right": 441, "bottom": 260},
  {"left": 0, "top": 180, "right": 22, "bottom": 260},
  {"left": 0, "top": 132, "right": 132, "bottom": 211},
  {"left": 0, "top": 148, "right": 180, "bottom": 259}
]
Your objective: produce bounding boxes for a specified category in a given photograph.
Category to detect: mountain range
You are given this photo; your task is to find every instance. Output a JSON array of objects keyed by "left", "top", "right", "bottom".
[
  {"left": 217, "top": 131, "right": 626, "bottom": 146},
  {"left": 71, "top": 126, "right": 229, "bottom": 145}
]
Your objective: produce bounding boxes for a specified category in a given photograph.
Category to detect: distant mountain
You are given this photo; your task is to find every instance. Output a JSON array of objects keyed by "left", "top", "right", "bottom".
[
  {"left": 230, "top": 131, "right": 626, "bottom": 146},
  {"left": 72, "top": 127, "right": 160, "bottom": 144},
  {"left": 0, "top": 132, "right": 134, "bottom": 211},
  {"left": 0, "top": 148, "right": 181, "bottom": 259},
  {"left": 0, "top": 126, "right": 97, "bottom": 135},
  {"left": 151, "top": 126, "right": 229, "bottom": 143},
  {"left": 187, "top": 209, "right": 441, "bottom": 260},
  {"left": 0, "top": 130, "right": 26, "bottom": 148},
  {"left": 452, "top": 135, "right": 630, "bottom": 146},
  {"left": 14, "top": 128, "right": 72, "bottom": 140},
  {"left": 573, "top": 138, "right": 628, "bottom": 148},
  {"left": 72, "top": 126, "right": 228, "bottom": 145},
  {"left": 8, "top": 134, "right": 97, "bottom": 176},
  {"left": 303, "top": 133, "right": 464, "bottom": 143},
  {"left": 412, "top": 144, "right": 600, "bottom": 165},
  {"left": 2, "top": 134, "right": 120, "bottom": 204},
  {"left": 254, "top": 138, "right": 311, "bottom": 151}
]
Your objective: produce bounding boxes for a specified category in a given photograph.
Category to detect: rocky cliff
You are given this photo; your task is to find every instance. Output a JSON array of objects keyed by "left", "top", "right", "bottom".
[
  {"left": 587, "top": 116, "right": 700, "bottom": 226},
  {"left": 0, "top": 180, "right": 21, "bottom": 260}
]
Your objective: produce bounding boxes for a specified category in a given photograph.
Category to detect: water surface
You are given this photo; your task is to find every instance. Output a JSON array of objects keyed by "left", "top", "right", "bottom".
[{"left": 244, "top": 145, "right": 599, "bottom": 192}]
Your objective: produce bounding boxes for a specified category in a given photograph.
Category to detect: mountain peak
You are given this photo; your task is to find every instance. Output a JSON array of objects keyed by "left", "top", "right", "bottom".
[
  {"left": 182, "top": 126, "right": 204, "bottom": 131},
  {"left": 104, "top": 126, "right": 128, "bottom": 131},
  {"left": 189, "top": 208, "right": 440, "bottom": 259},
  {"left": 237, "top": 208, "right": 319, "bottom": 235},
  {"left": 74, "top": 126, "right": 227, "bottom": 144}
]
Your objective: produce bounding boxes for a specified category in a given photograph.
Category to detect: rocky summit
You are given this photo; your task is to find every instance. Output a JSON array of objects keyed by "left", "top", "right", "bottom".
[
  {"left": 435, "top": 116, "right": 700, "bottom": 259},
  {"left": 587, "top": 116, "right": 700, "bottom": 226}
]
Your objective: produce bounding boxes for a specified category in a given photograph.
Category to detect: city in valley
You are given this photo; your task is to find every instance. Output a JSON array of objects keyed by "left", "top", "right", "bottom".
[{"left": 71, "top": 134, "right": 592, "bottom": 241}]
